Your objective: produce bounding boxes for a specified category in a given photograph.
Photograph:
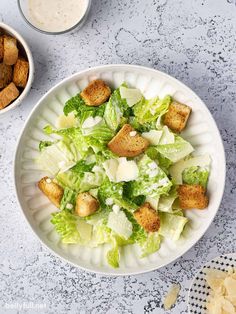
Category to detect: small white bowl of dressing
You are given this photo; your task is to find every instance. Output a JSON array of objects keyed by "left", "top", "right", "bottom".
[{"left": 18, "top": 0, "right": 91, "bottom": 35}]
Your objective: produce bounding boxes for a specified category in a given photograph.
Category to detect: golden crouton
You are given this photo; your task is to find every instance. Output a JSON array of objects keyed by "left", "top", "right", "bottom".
[
  {"left": 81, "top": 79, "right": 111, "bottom": 106},
  {"left": 75, "top": 192, "right": 99, "bottom": 217},
  {"left": 178, "top": 184, "right": 209, "bottom": 209},
  {"left": 0, "top": 82, "right": 19, "bottom": 109},
  {"left": 0, "top": 36, "right": 3, "bottom": 61},
  {"left": 164, "top": 101, "right": 191, "bottom": 133},
  {"left": 108, "top": 124, "right": 149, "bottom": 157},
  {"left": 13, "top": 58, "right": 29, "bottom": 88},
  {"left": 38, "top": 176, "right": 64, "bottom": 208},
  {"left": 0, "top": 63, "right": 12, "bottom": 89},
  {"left": 134, "top": 202, "right": 160, "bottom": 232},
  {"left": 3, "top": 35, "right": 18, "bottom": 65}
]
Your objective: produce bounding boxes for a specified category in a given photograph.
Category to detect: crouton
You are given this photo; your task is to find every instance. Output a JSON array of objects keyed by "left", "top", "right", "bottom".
[
  {"left": 38, "top": 176, "right": 64, "bottom": 208},
  {"left": 13, "top": 58, "right": 29, "bottom": 88},
  {"left": 134, "top": 202, "right": 160, "bottom": 232},
  {"left": 3, "top": 35, "right": 18, "bottom": 65},
  {"left": 0, "top": 63, "right": 12, "bottom": 89},
  {"left": 164, "top": 101, "right": 191, "bottom": 133},
  {"left": 81, "top": 79, "right": 111, "bottom": 106},
  {"left": 178, "top": 184, "right": 209, "bottom": 209},
  {"left": 108, "top": 124, "right": 149, "bottom": 157},
  {"left": 0, "top": 82, "right": 19, "bottom": 109},
  {"left": 0, "top": 36, "right": 3, "bottom": 61},
  {"left": 75, "top": 192, "right": 99, "bottom": 217}
]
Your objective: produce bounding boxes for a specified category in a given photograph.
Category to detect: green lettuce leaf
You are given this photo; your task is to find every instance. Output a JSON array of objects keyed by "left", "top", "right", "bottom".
[
  {"left": 131, "top": 155, "right": 172, "bottom": 198},
  {"left": 90, "top": 222, "right": 111, "bottom": 247},
  {"left": 39, "top": 140, "right": 54, "bottom": 151},
  {"left": 38, "top": 141, "right": 77, "bottom": 175},
  {"left": 104, "top": 97, "right": 122, "bottom": 131},
  {"left": 155, "top": 135, "right": 194, "bottom": 163},
  {"left": 140, "top": 232, "right": 161, "bottom": 257},
  {"left": 107, "top": 237, "right": 120, "bottom": 268},
  {"left": 71, "top": 160, "right": 95, "bottom": 174},
  {"left": 159, "top": 212, "right": 188, "bottom": 241},
  {"left": 133, "top": 95, "right": 171, "bottom": 124},
  {"left": 169, "top": 154, "right": 211, "bottom": 185},
  {"left": 63, "top": 93, "right": 106, "bottom": 124},
  {"left": 82, "top": 119, "right": 114, "bottom": 141},
  {"left": 182, "top": 166, "right": 209, "bottom": 188},
  {"left": 51, "top": 211, "right": 92, "bottom": 244},
  {"left": 60, "top": 187, "right": 76, "bottom": 212},
  {"left": 56, "top": 167, "right": 105, "bottom": 192},
  {"left": 107, "top": 210, "right": 133, "bottom": 240}
]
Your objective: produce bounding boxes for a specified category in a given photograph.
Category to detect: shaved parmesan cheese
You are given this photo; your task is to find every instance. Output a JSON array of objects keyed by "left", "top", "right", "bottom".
[
  {"left": 56, "top": 112, "right": 78, "bottom": 129},
  {"left": 120, "top": 86, "right": 143, "bottom": 107},
  {"left": 116, "top": 159, "right": 139, "bottom": 182},
  {"left": 142, "top": 130, "right": 163, "bottom": 145},
  {"left": 163, "top": 284, "right": 180, "bottom": 310},
  {"left": 206, "top": 268, "right": 236, "bottom": 314}
]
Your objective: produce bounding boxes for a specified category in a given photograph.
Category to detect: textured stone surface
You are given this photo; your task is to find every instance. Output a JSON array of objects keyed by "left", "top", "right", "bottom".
[{"left": 0, "top": 0, "right": 236, "bottom": 313}]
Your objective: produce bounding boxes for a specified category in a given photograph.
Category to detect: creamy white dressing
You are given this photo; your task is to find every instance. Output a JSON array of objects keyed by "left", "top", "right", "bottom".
[{"left": 28, "top": 0, "right": 88, "bottom": 32}]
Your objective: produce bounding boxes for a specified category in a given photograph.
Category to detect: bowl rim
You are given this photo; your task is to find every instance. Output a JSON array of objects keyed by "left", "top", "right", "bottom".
[
  {"left": 13, "top": 64, "right": 226, "bottom": 276},
  {"left": 0, "top": 22, "right": 34, "bottom": 115},
  {"left": 17, "top": 0, "right": 92, "bottom": 35}
]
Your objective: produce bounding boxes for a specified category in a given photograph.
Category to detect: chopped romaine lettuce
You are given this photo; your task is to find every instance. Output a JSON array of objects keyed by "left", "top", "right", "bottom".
[
  {"left": 104, "top": 97, "right": 122, "bottom": 131},
  {"left": 82, "top": 118, "right": 114, "bottom": 141},
  {"left": 71, "top": 160, "right": 95, "bottom": 174},
  {"left": 158, "top": 192, "right": 177, "bottom": 213},
  {"left": 90, "top": 222, "right": 111, "bottom": 247},
  {"left": 155, "top": 135, "right": 194, "bottom": 163},
  {"left": 131, "top": 155, "right": 172, "bottom": 198},
  {"left": 63, "top": 93, "right": 106, "bottom": 124},
  {"left": 159, "top": 212, "right": 188, "bottom": 241},
  {"left": 51, "top": 211, "right": 92, "bottom": 244},
  {"left": 170, "top": 154, "right": 211, "bottom": 184},
  {"left": 37, "top": 141, "right": 77, "bottom": 175},
  {"left": 129, "top": 117, "right": 156, "bottom": 132},
  {"left": 140, "top": 232, "right": 161, "bottom": 257},
  {"left": 107, "top": 237, "right": 120, "bottom": 268},
  {"left": 158, "top": 126, "right": 175, "bottom": 144},
  {"left": 39, "top": 140, "right": 54, "bottom": 151},
  {"left": 60, "top": 187, "right": 76, "bottom": 212},
  {"left": 107, "top": 210, "right": 133, "bottom": 240},
  {"left": 182, "top": 166, "right": 210, "bottom": 188},
  {"left": 56, "top": 167, "right": 105, "bottom": 192},
  {"left": 133, "top": 95, "right": 171, "bottom": 124}
]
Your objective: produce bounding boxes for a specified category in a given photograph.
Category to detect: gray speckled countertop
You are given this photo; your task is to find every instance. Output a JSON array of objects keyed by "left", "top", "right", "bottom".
[{"left": 0, "top": 0, "right": 236, "bottom": 313}]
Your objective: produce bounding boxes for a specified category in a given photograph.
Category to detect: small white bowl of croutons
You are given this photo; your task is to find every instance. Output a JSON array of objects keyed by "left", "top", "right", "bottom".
[{"left": 0, "top": 22, "right": 34, "bottom": 114}]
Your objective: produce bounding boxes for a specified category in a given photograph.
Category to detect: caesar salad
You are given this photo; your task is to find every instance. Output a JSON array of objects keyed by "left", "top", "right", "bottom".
[{"left": 37, "top": 79, "right": 211, "bottom": 268}]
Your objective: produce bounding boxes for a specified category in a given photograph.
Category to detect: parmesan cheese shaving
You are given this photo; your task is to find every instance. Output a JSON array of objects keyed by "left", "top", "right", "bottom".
[
  {"left": 163, "top": 283, "right": 180, "bottom": 310},
  {"left": 206, "top": 268, "right": 236, "bottom": 314}
]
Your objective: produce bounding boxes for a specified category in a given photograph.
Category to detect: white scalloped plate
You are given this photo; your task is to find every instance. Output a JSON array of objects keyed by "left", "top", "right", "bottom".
[
  {"left": 14, "top": 65, "right": 225, "bottom": 275},
  {"left": 188, "top": 253, "right": 236, "bottom": 314}
]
